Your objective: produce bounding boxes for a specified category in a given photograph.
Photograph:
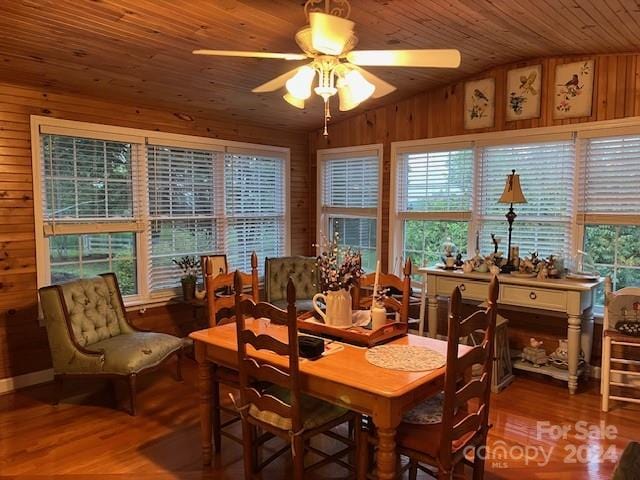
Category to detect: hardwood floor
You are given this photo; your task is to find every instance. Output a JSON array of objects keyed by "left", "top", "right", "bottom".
[{"left": 1, "top": 358, "right": 638, "bottom": 479}]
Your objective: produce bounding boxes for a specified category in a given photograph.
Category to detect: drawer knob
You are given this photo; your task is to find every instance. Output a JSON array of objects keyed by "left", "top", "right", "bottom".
[
  {"left": 459, "top": 283, "right": 466, "bottom": 292},
  {"left": 529, "top": 291, "right": 537, "bottom": 300}
]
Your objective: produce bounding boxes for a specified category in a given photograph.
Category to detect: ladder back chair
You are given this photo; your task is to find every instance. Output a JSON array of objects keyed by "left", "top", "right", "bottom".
[
  {"left": 352, "top": 258, "right": 412, "bottom": 324},
  {"left": 202, "top": 252, "right": 259, "bottom": 453},
  {"left": 601, "top": 276, "right": 640, "bottom": 412},
  {"left": 359, "top": 276, "right": 499, "bottom": 480},
  {"left": 233, "top": 271, "right": 362, "bottom": 480}
]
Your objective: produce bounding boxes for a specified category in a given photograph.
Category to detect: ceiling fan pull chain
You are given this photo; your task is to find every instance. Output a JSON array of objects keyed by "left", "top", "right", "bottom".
[{"left": 323, "top": 99, "right": 330, "bottom": 136}]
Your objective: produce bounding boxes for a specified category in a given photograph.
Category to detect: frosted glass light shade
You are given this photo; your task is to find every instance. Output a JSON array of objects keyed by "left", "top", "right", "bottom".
[{"left": 285, "top": 66, "right": 316, "bottom": 100}]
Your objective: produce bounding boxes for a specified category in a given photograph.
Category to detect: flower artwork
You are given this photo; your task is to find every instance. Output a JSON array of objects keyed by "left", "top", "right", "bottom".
[
  {"left": 464, "top": 78, "right": 495, "bottom": 129},
  {"left": 506, "top": 65, "right": 542, "bottom": 121},
  {"left": 315, "top": 232, "right": 364, "bottom": 292},
  {"left": 554, "top": 60, "right": 594, "bottom": 119}
]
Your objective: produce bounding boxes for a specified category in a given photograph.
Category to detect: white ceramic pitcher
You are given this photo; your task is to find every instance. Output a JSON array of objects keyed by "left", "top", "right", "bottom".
[{"left": 312, "top": 289, "right": 352, "bottom": 328}]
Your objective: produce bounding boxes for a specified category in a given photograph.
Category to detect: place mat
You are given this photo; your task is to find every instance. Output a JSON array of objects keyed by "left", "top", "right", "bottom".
[{"left": 365, "top": 345, "right": 446, "bottom": 372}]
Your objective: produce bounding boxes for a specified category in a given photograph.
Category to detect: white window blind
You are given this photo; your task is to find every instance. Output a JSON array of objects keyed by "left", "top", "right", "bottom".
[
  {"left": 397, "top": 148, "right": 473, "bottom": 214},
  {"left": 320, "top": 152, "right": 380, "bottom": 271},
  {"left": 147, "top": 145, "right": 225, "bottom": 292},
  {"left": 323, "top": 155, "right": 379, "bottom": 208},
  {"left": 580, "top": 135, "right": 640, "bottom": 214},
  {"left": 477, "top": 139, "right": 575, "bottom": 257},
  {"left": 40, "top": 134, "right": 139, "bottom": 295},
  {"left": 224, "top": 153, "right": 286, "bottom": 273}
]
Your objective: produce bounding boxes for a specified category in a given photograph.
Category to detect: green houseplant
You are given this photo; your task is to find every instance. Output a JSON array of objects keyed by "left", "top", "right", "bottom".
[{"left": 173, "top": 255, "right": 200, "bottom": 301}]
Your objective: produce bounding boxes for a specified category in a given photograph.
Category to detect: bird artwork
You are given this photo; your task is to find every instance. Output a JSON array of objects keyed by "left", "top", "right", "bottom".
[
  {"left": 519, "top": 71, "right": 538, "bottom": 95},
  {"left": 473, "top": 88, "right": 489, "bottom": 103},
  {"left": 559, "top": 74, "right": 580, "bottom": 88}
]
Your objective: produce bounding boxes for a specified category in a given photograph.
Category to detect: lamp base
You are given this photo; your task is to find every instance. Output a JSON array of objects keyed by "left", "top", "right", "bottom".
[{"left": 500, "top": 264, "right": 516, "bottom": 274}]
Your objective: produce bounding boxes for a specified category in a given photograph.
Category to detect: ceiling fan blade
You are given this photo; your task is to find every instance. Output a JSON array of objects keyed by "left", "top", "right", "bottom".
[
  {"left": 309, "top": 12, "right": 355, "bottom": 55},
  {"left": 252, "top": 67, "right": 300, "bottom": 93},
  {"left": 353, "top": 66, "right": 397, "bottom": 98},
  {"left": 347, "top": 49, "right": 461, "bottom": 68},
  {"left": 193, "top": 50, "right": 307, "bottom": 61}
]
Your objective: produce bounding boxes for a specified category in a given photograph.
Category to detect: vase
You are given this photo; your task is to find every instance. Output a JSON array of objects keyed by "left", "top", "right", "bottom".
[
  {"left": 181, "top": 278, "right": 196, "bottom": 301},
  {"left": 312, "top": 289, "right": 352, "bottom": 328}
]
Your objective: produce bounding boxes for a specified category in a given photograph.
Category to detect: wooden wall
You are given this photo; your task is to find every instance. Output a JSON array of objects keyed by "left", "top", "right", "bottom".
[
  {"left": 309, "top": 53, "right": 640, "bottom": 267},
  {"left": 309, "top": 53, "right": 640, "bottom": 360},
  {"left": 0, "top": 82, "right": 309, "bottom": 381}
]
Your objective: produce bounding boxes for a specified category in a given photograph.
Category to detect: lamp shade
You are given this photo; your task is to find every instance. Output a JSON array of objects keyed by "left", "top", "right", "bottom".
[
  {"left": 285, "top": 66, "right": 316, "bottom": 101},
  {"left": 498, "top": 169, "right": 527, "bottom": 204}
]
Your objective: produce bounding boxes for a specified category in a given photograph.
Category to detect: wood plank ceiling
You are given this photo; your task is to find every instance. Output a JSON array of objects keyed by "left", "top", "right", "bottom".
[{"left": 0, "top": 0, "right": 639, "bottom": 131}]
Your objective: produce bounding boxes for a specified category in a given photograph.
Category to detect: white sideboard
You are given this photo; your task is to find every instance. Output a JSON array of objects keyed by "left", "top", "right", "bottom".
[{"left": 417, "top": 267, "right": 603, "bottom": 394}]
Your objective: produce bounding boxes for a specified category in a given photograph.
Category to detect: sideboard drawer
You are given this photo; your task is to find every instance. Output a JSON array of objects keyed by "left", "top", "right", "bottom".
[
  {"left": 500, "top": 285, "right": 567, "bottom": 311},
  {"left": 437, "top": 278, "right": 487, "bottom": 301}
]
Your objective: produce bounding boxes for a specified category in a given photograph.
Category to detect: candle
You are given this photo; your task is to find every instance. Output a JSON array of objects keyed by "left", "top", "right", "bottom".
[{"left": 371, "top": 259, "right": 381, "bottom": 310}]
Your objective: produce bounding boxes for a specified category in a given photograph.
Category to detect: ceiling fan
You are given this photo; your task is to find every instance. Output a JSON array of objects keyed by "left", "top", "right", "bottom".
[{"left": 194, "top": 0, "right": 461, "bottom": 135}]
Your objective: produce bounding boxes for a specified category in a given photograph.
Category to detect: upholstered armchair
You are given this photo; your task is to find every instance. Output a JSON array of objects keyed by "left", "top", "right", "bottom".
[
  {"left": 39, "top": 273, "right": 184, "bottom": 415},
  {"left": 265, "top": 256, "right": 319, "bottom": 312}
]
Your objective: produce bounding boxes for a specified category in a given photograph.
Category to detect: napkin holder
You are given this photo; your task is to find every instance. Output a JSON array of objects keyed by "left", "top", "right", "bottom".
[{"left": 298, "top": 336, "right": 325, "bottom": 359}]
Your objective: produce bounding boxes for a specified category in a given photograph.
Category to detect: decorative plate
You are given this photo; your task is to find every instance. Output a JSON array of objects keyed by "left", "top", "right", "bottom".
[
  {"left": 510, "top": 271, "right": 537, "bottom": 278},
  {"left": 566, "top": 272, "right": 600, "bottom": 281}
]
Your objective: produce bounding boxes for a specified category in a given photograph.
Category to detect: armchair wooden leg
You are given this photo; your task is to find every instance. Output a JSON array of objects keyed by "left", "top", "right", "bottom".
[
  {"left": 53, "top": 374, "right": 63, "bottom": 406},
  {"left": 176, "top": 347, "right": 183, "bottom": 382},
  {"left": 128, "top": 373, "right": 137, "bottom": 416}
]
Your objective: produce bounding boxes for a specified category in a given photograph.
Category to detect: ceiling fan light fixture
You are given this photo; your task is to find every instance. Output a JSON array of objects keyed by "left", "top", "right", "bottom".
[
  {"left": 283, "top": 92, "right": 305, "bottom": 109},
  {"left": 309, "top": 12, "right": 355, "bottom": 55},
  {"left": 341, "top": 69, "right": 375, "bottom": 104},
  {"left": 285, "top": 66, "right": 316, "bottom": 100}
]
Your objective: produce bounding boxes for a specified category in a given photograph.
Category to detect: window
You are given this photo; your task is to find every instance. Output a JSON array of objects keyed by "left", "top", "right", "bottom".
[
  {"left": 318, "top": 146, "right": 382, "bottom": 271},
  {"left": 579, "top": 132, "right": 640, "bottom": 306},
  {"left": 477, "top": 138, "right": 575, "bottom": 258},
  {"left": 394, "top": 146, "right": 473, "bottom": 269},
  {"left": 147, "top": 145, "right": 224, "bottom": 293},
  {"left": 41, "top": 134, "right": 140, "bottom": 295},
  {"left": 224, "top": 152, "right": 286, "bottom": 272},
  {"left": 34, "top": 118, "right": 289, "bottom": 304}
]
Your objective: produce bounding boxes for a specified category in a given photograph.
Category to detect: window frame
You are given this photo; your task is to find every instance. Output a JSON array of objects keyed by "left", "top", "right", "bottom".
[
  {"left": 316, "top": 144, "right": 383, "bottom": 270},
  {"left": 31, "top": 116, "right": 290, "bottom": 307},
  {"left": 390, "top": 118, "right": 640, "bottom": 295}
]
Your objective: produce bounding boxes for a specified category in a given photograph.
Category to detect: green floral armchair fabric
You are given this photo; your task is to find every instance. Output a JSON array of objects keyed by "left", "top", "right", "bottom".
[
  {"left": 265, "top": 256, "right": 319, "bottom": 312},
  {"left": 39, "top": 273, "right": 183, "bottom": 376}
]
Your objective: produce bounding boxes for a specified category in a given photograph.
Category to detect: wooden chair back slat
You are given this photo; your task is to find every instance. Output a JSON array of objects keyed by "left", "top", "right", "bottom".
[
  {"left": 234, "top": 271, "right": 303, "bottom": 433},
  {"left": 243, "top": 386, "right": 293, "bottom": 420},
  {"left": 438, "top": 276, "right": 499, "bottom": 471},
  {"left": 455, "top": 373, "right": 489, "bottom": 408},
  {"left": 451, "top": 406, "right": 484, "bottom": 441},
  {"left": 352, "top": 258, "right": 412, "bottom": 323},
  {"left": 455, "top": 344, "right": 490, "bottom": 376},
  {"left": 458, "top": 310, "right": 493, "bottom": 338},
  {"left": 239, "top": 328, "right": 290, "bottom": 357},
  {"left": 204, "top": 252, "right": 259, "bottom": 327},
  {"left": 245, "top": 358, "right": 291, "bottom": 389}
]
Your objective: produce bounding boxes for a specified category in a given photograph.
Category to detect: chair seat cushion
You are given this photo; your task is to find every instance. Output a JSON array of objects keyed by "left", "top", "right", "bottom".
[
  {"left": 249, "top": 385, "right": 348, "bottom": 431},
  {"left": 92, "top": 332, "right": 183, "bottom": 375},
  {"left": 271, "top": 299, "right": 315, "bottom": 313},
  {"left": 398, "top": 393, "right": 475, "bottom": 458},
  {"left": 402, "top": 392, "right": 444, "bottom": 425}
]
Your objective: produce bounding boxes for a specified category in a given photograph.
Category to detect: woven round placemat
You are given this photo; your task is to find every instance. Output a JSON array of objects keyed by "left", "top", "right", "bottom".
[{"left": 365, "top": 345, "right": 446, "bottom": 372}]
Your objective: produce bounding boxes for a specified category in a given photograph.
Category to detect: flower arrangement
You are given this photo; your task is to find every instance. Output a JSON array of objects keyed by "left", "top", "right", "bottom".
[
  {"left": 315, "top": 233, "right": 364, "bottom": 292},
  {"left": 172, "top": 255, "right": 200, "bottom": 282}
]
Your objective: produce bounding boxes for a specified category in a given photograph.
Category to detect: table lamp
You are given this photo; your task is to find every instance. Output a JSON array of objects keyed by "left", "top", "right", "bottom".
[{"left": 498, "top": 169, "right": 527, "bottom": 273}]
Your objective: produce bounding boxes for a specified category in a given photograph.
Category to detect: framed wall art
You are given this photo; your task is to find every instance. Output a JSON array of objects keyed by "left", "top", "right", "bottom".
[
  {"left": 506, "top": 64, "right": 542, "bottom": 121},
  {"left": 464, "top": 78, "right": 495, "bottom": 129},
  {"left": 554, "top": 60, "right": 594, "bottom": 119}
]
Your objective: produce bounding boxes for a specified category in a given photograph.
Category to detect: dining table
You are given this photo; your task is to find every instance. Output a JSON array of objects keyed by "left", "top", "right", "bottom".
[{"left": 190, "top": 318, "right": 468, "bottom": 479}]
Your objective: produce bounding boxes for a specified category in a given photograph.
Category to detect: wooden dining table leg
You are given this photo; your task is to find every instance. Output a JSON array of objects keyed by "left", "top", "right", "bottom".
[
  {"left": 195, "top": 341, "right": 213, "bottom": 466},
  {"left": 376, "top": 426, "right": 398, "bottom": 480}
]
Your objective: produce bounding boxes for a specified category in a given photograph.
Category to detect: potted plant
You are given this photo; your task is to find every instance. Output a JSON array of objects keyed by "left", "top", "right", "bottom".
[{"left": 173, "top": 255, "right": 200, "bottom": 301}]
